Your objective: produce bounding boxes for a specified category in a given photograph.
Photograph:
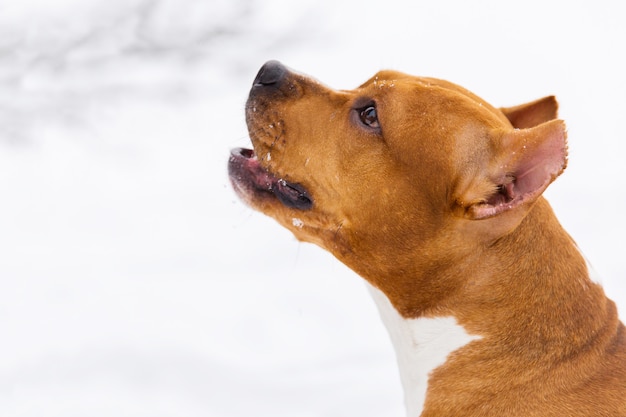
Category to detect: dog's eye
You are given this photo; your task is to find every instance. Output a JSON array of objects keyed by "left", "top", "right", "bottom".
[{"left": 359, "top": 106, "right": 380, "bottom": 129}]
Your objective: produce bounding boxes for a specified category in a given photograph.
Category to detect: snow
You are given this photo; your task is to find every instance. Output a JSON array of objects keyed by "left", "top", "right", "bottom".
[{"left": 0, "top": 1, "right": 624, "bottom": 416}]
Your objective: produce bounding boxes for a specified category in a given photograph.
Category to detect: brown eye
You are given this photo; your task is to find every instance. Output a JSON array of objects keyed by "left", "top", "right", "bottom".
[{"left": 359, "top": 106, "right": 380, "bottom": 129}]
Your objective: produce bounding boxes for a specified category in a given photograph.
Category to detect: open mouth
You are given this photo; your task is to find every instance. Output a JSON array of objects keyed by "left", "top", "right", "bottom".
[{"left": 228, "top": 147, "right": 313, "bottom": 210}]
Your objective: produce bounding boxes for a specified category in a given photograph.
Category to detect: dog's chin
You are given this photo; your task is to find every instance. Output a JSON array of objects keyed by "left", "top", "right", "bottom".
[{"left": 228, "top": 147, "right": 313, "bottom": 211}]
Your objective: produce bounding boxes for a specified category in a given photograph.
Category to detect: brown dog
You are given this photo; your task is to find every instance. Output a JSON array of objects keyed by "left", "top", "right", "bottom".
[{"left": 228, "top": 61, "right": 626, "bottom": 416}]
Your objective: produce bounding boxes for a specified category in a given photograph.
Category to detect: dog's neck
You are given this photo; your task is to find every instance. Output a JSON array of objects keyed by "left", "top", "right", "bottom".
[
  {"left": 369, "top": 198, "right": 609, "bottom": 328},
  {"left": 366, "top": 198, "right": 621, "bottom": 416}
]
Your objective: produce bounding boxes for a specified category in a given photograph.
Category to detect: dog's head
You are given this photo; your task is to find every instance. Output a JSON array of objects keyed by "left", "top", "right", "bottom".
[{"left": 229, "top": 61, "right": 567, "bottom": 312}]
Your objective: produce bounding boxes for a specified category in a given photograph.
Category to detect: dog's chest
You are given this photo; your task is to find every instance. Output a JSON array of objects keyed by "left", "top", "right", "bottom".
[{"left": 368, "top": 285, "right": 480, "bottom": 416}]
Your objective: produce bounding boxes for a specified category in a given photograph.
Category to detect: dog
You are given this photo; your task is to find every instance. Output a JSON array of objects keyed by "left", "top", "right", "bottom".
[{"left": 228, "top": 61, "right": 626, "bottom": 416}]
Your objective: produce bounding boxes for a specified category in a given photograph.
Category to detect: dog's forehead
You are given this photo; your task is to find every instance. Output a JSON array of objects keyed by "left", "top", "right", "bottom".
[
  {"left": 357, "top": 70, "right": 497, "bottom": 109},
  {"left": 357, "top": 71, "right": 510, "bottom": 128}
]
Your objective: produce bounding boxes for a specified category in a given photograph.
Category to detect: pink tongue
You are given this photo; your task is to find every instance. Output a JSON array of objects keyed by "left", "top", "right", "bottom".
[
  {"left": 237, "top": 148, "right": 313, "bottom": 210},
  {"left": 244, "top": 154, "right": 279, "bottom": 191}
]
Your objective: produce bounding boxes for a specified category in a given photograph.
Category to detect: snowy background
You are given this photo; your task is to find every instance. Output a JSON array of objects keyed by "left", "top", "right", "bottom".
[{"left": 0, "top": 1, "right": 624, "bottom": 416}]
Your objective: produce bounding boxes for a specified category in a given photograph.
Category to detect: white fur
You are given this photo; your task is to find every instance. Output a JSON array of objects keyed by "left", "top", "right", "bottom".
[
  {"left": 368, "top": 284, "right": 481, "bottom": 416},
  {"left": 575, "top": 244, "right": 603, "bottom": 285}
]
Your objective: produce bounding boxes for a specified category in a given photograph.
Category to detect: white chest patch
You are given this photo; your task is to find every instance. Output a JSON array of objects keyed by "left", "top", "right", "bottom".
[{"left": 368, "top": 285, "right": 481, "bottom": 416}]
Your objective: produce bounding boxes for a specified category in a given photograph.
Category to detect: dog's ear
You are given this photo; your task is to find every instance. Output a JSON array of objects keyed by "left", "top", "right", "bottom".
[
  {"left": 457, "top": 119, "right": 567, "bottom": 222},
  {"left": 500, "top": 96, "right": 558, "bottom": 129}
]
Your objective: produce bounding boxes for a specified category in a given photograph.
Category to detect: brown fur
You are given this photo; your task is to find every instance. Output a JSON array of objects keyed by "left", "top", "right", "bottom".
[{"left": 228, "top": 61, "right": 626, "bottom": 416}]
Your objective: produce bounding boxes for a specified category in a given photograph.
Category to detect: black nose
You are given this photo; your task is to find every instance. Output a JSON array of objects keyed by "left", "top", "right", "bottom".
[{"left": 253, "top": 60, "right": 287, "bottom": 87}]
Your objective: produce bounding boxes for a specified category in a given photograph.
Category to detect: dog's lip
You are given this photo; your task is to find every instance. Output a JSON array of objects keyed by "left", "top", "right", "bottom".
[
  {"left": 228, "top": 147, "right": 274, "bottom": 190},
  {"left": 228, "top": 147, "right": 313, "bottom": 210}
]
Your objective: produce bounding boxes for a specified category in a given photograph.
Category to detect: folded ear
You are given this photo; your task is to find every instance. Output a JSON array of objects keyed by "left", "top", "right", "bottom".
[
  {"left": 457, "top": 119, "right": 567, "bottom": 221},
  {"left": 500, "top": 96, "right": 558, "bottom": 129}
]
